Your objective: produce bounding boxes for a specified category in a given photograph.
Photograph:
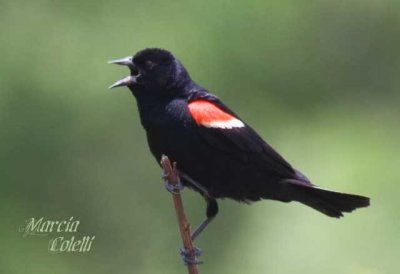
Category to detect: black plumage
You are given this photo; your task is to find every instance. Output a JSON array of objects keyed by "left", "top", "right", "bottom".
[{"left": 108, "top": 48, "right": 369, "bottom": 237}]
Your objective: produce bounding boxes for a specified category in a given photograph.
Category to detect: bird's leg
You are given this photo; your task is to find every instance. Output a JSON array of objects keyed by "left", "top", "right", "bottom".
[
  {"left": 166, "top": 170, "right": 218, "bottom": 263},
  {"left": 191, "top": 198, "right": 218, "bottom": 241},
  {"left": 178, "top": 171, "right": 217, "bottom": 240},
  {"left": 162, "top": 170, "right": 202, "bottom": 264},
  {"left": 162, "top": 170, "right": 183, "bottom": 194},
  {"left": 191, "top": 218, "right": 214, "bottom": 242},
  {"left": 179, "top": 198, "right": 218, "bottom": 265},
  {"left": 179, "top": 171, "right": 210, "bottom": 197}
]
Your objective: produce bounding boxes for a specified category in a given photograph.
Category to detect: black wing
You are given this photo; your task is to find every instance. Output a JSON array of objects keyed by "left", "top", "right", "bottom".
[{"left": 187, "top": 91, "right": 297, "bottom": 180}]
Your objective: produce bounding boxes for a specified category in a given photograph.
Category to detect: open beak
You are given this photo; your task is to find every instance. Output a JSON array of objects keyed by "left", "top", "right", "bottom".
[
  {"left": 108, "top": 56, "right": 136, "bottom": 89},
  {"left": 108, "top": 75, "right": 135, "bottom": 89}
]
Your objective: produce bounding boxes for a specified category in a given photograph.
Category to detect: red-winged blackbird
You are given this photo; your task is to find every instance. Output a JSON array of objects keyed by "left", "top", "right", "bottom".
[{"left": 109, "top": 48, "right": 369, "bottom": 240}]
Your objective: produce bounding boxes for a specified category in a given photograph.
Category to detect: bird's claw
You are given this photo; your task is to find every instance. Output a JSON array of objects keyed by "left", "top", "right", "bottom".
[
  {"left": 162, "top": 171, "right": 183, "bottom": 194},
  {"left": 180, "top": 246, "right": 202, "bottom": 265}
]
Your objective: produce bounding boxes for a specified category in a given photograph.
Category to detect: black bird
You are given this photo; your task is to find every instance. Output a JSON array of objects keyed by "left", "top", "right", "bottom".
[{"left": 108, "top": 48, "right": 369, "bottom": 241}]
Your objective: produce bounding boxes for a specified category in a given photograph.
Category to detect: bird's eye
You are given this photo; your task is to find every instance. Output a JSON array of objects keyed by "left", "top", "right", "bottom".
[{"left": 145, "top": 60, "right": 156, "bottom": 70}]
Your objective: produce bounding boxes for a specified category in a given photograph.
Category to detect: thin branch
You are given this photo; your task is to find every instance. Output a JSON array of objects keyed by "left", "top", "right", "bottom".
[{"left": 160, "top": 155, "right": 199, "bottom": 274}]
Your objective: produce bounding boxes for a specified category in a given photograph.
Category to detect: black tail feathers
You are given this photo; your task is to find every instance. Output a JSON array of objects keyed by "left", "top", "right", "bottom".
[{"left": 286, "top": 183, "right": 370, "bottom": 218}]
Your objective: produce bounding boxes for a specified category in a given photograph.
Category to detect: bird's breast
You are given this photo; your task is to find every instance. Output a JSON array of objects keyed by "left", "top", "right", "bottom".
[{"left": 139, "top": 99, "right": 198, "bottom": 160}]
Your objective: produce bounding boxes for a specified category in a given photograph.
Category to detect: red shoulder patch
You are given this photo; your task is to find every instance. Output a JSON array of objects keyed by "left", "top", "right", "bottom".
[{"left": 188, "top": 100, "right": 245, "bottom": 129}]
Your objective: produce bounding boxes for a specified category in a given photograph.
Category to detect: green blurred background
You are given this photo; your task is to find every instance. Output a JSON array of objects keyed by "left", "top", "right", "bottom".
[{"left": 1, "top": 0, "right": 399, "bottom": 273}]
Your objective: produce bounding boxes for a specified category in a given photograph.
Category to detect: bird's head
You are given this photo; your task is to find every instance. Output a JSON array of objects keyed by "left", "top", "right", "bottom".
[{"left": 109, "top": 48, "right": 193, "bottom": 99}]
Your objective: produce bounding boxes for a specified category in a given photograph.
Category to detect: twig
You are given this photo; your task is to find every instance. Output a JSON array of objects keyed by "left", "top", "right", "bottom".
[{"left": 160, "top": 155, "right": 199, "bottom": 274}]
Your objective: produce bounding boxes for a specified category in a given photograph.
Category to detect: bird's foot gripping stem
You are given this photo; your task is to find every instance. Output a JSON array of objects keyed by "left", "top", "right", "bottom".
[
  {"left": 162, "top": 171, "right": 183, "bottom": 194},
  {"left": 180, "top": 246, "right": 202, "bottom": 265}
]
